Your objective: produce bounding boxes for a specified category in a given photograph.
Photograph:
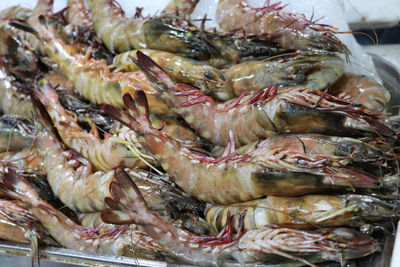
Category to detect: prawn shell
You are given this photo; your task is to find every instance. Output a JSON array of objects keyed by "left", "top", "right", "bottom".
[{"left": 331, "top": 73, "right": 391, "bottom": 112}]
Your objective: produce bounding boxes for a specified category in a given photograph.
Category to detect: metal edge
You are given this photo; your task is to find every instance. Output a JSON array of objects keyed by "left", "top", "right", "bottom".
[{"left": 0, "top": 240, "right": 168, "bottom": 267}]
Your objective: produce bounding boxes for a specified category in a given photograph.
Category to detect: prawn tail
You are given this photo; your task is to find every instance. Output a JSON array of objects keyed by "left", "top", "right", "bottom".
[
  {"left": 103, "top": 91, "right": 170, "bottom": 143},
  {"left": 131, "top": 51, "right": 193, "bottom": 94},
  {"left": 123, "top": 91, "right": 150, "bottom": 128},
  {"left": 101, "top": 91, "right": 152, "bottom": 135},
  {"left": 0, "top": 168, "right": 40, "bottom": 206},
  {"left": 101, "top": 168, "right": 151, "bottom": 225}
]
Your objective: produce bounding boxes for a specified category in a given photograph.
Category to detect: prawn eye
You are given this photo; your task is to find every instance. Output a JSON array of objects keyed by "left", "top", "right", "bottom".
[{"left": 203, "top": 70, "right": 214, "bottom": 80}]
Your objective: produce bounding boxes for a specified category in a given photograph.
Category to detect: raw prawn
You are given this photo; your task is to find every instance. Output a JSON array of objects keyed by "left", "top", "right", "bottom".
[
  {"left": 206, "top": 194, "right": 400, "bottom": 232},
  {"left": 31, "top": 91, "right": 174, "bottom": 212},
  {"left": 100, "top": 168, "right": 379, "bottom": 266},
  {"left": 103, "top": 91, "right": 387, "bottom": 204},
  {"left": 34, "top": 76, "right": 152, "bottom": 171},
  {"left": 87, "top": 0, "right": 212, "bottom": 54},
  {"left": 220, "top": 53, "right": 345, "bottom": 100},
  {"left": 115, "top": 50, "right": 343, "bottom": 101},
  {"left": 33, "top": 76, "right": 202, "bottom": 170},
  {"left": 113, "top": 49, "right": 226, "bottom": 95},
  {"left": 11, "top": 1, "right": 169, "bottom": 113},
  {"left": 132, "top": 51, "right": 394, "bottom": 147},
  {"left": 216, "top": 0, "right": 349, "bottom": 54},
  {"left": 0, "top": 169, "right": 166, "bottom": 260},
  {"left": 87, "top": 0, "right": 279, "bottom": 63}
]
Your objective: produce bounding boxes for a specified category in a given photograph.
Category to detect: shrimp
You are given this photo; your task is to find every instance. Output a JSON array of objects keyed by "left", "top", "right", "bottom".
[
  {"left": 34, "top": 76, "right": 202, "bottom": 171},
  {"left": 0, "top": 169, "right": 166, "bottom": 260},
  {"left": 330, "top": 73, "right": 391, "bottom": 112},
  {"left": 0, "top": 114, "right": 34, "bottom": 152},
  {"left": 216, "top": 0, "right": 349, "bottom": 54},
  {"left": 34, "top": 76, "right": 152, "bottom": 171},
  {"left": 161, "top": 0, "right": 200, "bottom": 17},
  {"left": 31, "top": 91, "right": 177, "bottom": 212},
  {"left": 43, "top": 71, "right": 117, "bottom": 132},
  {"left": 87, "top": 0, "right": 279, "bottom": 63},
  {"left": 114, "top": 50, "right": 343, "bottom": 101},
  {"left": 113, "top": 49, "right": 226, "bottom": 95},
  {"left": 80, "top": 205, "right": 210, "bottom": 236},
  {"left": 206, "top": 194, "right": 399, "bottom": 232},
  {"left": 220, "top": 53, "right": 345, "bottom": 100},
  {"left": 132, "top": 51, "right": 394, "bottom": 147},
  {"left": 87, "top": 0, "right": 210, "bottom": 54},
  {"left": 100, "top": 168, "right": 379, "bottom": 266},
  {"left": 10, "top": 2, "right": 169, "bottom": 114},
  {"left": 103, "top": 91, "right": 389, "bottom": 204},
  {"left": 0, "top": 199, "right": 56, "bottom": 245}
]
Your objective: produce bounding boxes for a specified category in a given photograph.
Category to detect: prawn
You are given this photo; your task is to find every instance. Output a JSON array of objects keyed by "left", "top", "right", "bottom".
[
  {"left": 216, "top": 0, "right": 349, "bottom": 54},
  {"left": 0, "top": 198, "right": 56, "bottom": 245},
  {"left": 220, "top": 53, "right": 345, "bottom": 100},
  {"left": 31, "top": 91, "right": 174, "bottom": 212},
  {"left": 33, "top": 76, "right": 203, "bottom": 170},
  {"left": 114, "top": 50, "right": 343, "bottom": 101},
  {"left": 87, "top": 0, "right": 211, "bottom": 54},
  {"left": 206, "top": 194, "right": 400, "bottom": 232},
  {"left": 10, "top": 1, "right": 169, "bottom": 114},
  {"left": 87, "top": 0, "right": 279, "bottom": 63},
  {"left": 113, "top": 49, "right": 226, "bottom": 95},
  {"left": 330, "top": 73, "right": 391, "bottom": 112},
  {"left": 100, "top": 168, "right": 379, "bottom": 266},
  {"left": 103, "top": 91, "right": 387, "bottom": 204},
  {"left": 0, "top": 169, "right": 166, "bottom": 260},
  {"left": 132, "top": 51, "right": 394, "bottom": 147},
  {"left": 33, "top": 76, "right": 152, "bottom": 171}
]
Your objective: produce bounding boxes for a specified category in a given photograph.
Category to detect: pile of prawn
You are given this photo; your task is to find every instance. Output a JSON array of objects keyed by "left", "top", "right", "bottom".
[{"left": 0, "top": 0, "right": 399, "bottom": 266}]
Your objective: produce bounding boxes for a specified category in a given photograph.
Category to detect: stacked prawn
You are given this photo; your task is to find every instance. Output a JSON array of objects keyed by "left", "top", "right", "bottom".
[{"left": 0, "top": 0, "right": 398, "bottom": 266}]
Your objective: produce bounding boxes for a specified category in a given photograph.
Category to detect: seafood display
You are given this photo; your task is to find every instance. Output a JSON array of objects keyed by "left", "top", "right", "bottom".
[{"left": 0, "top": 0, "right": 398, "bottom": 266}]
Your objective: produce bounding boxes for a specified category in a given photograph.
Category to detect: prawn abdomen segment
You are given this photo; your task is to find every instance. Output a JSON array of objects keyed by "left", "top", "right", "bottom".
[{"left": 159, "top": 149, "right": 264, "bottom": 204}]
